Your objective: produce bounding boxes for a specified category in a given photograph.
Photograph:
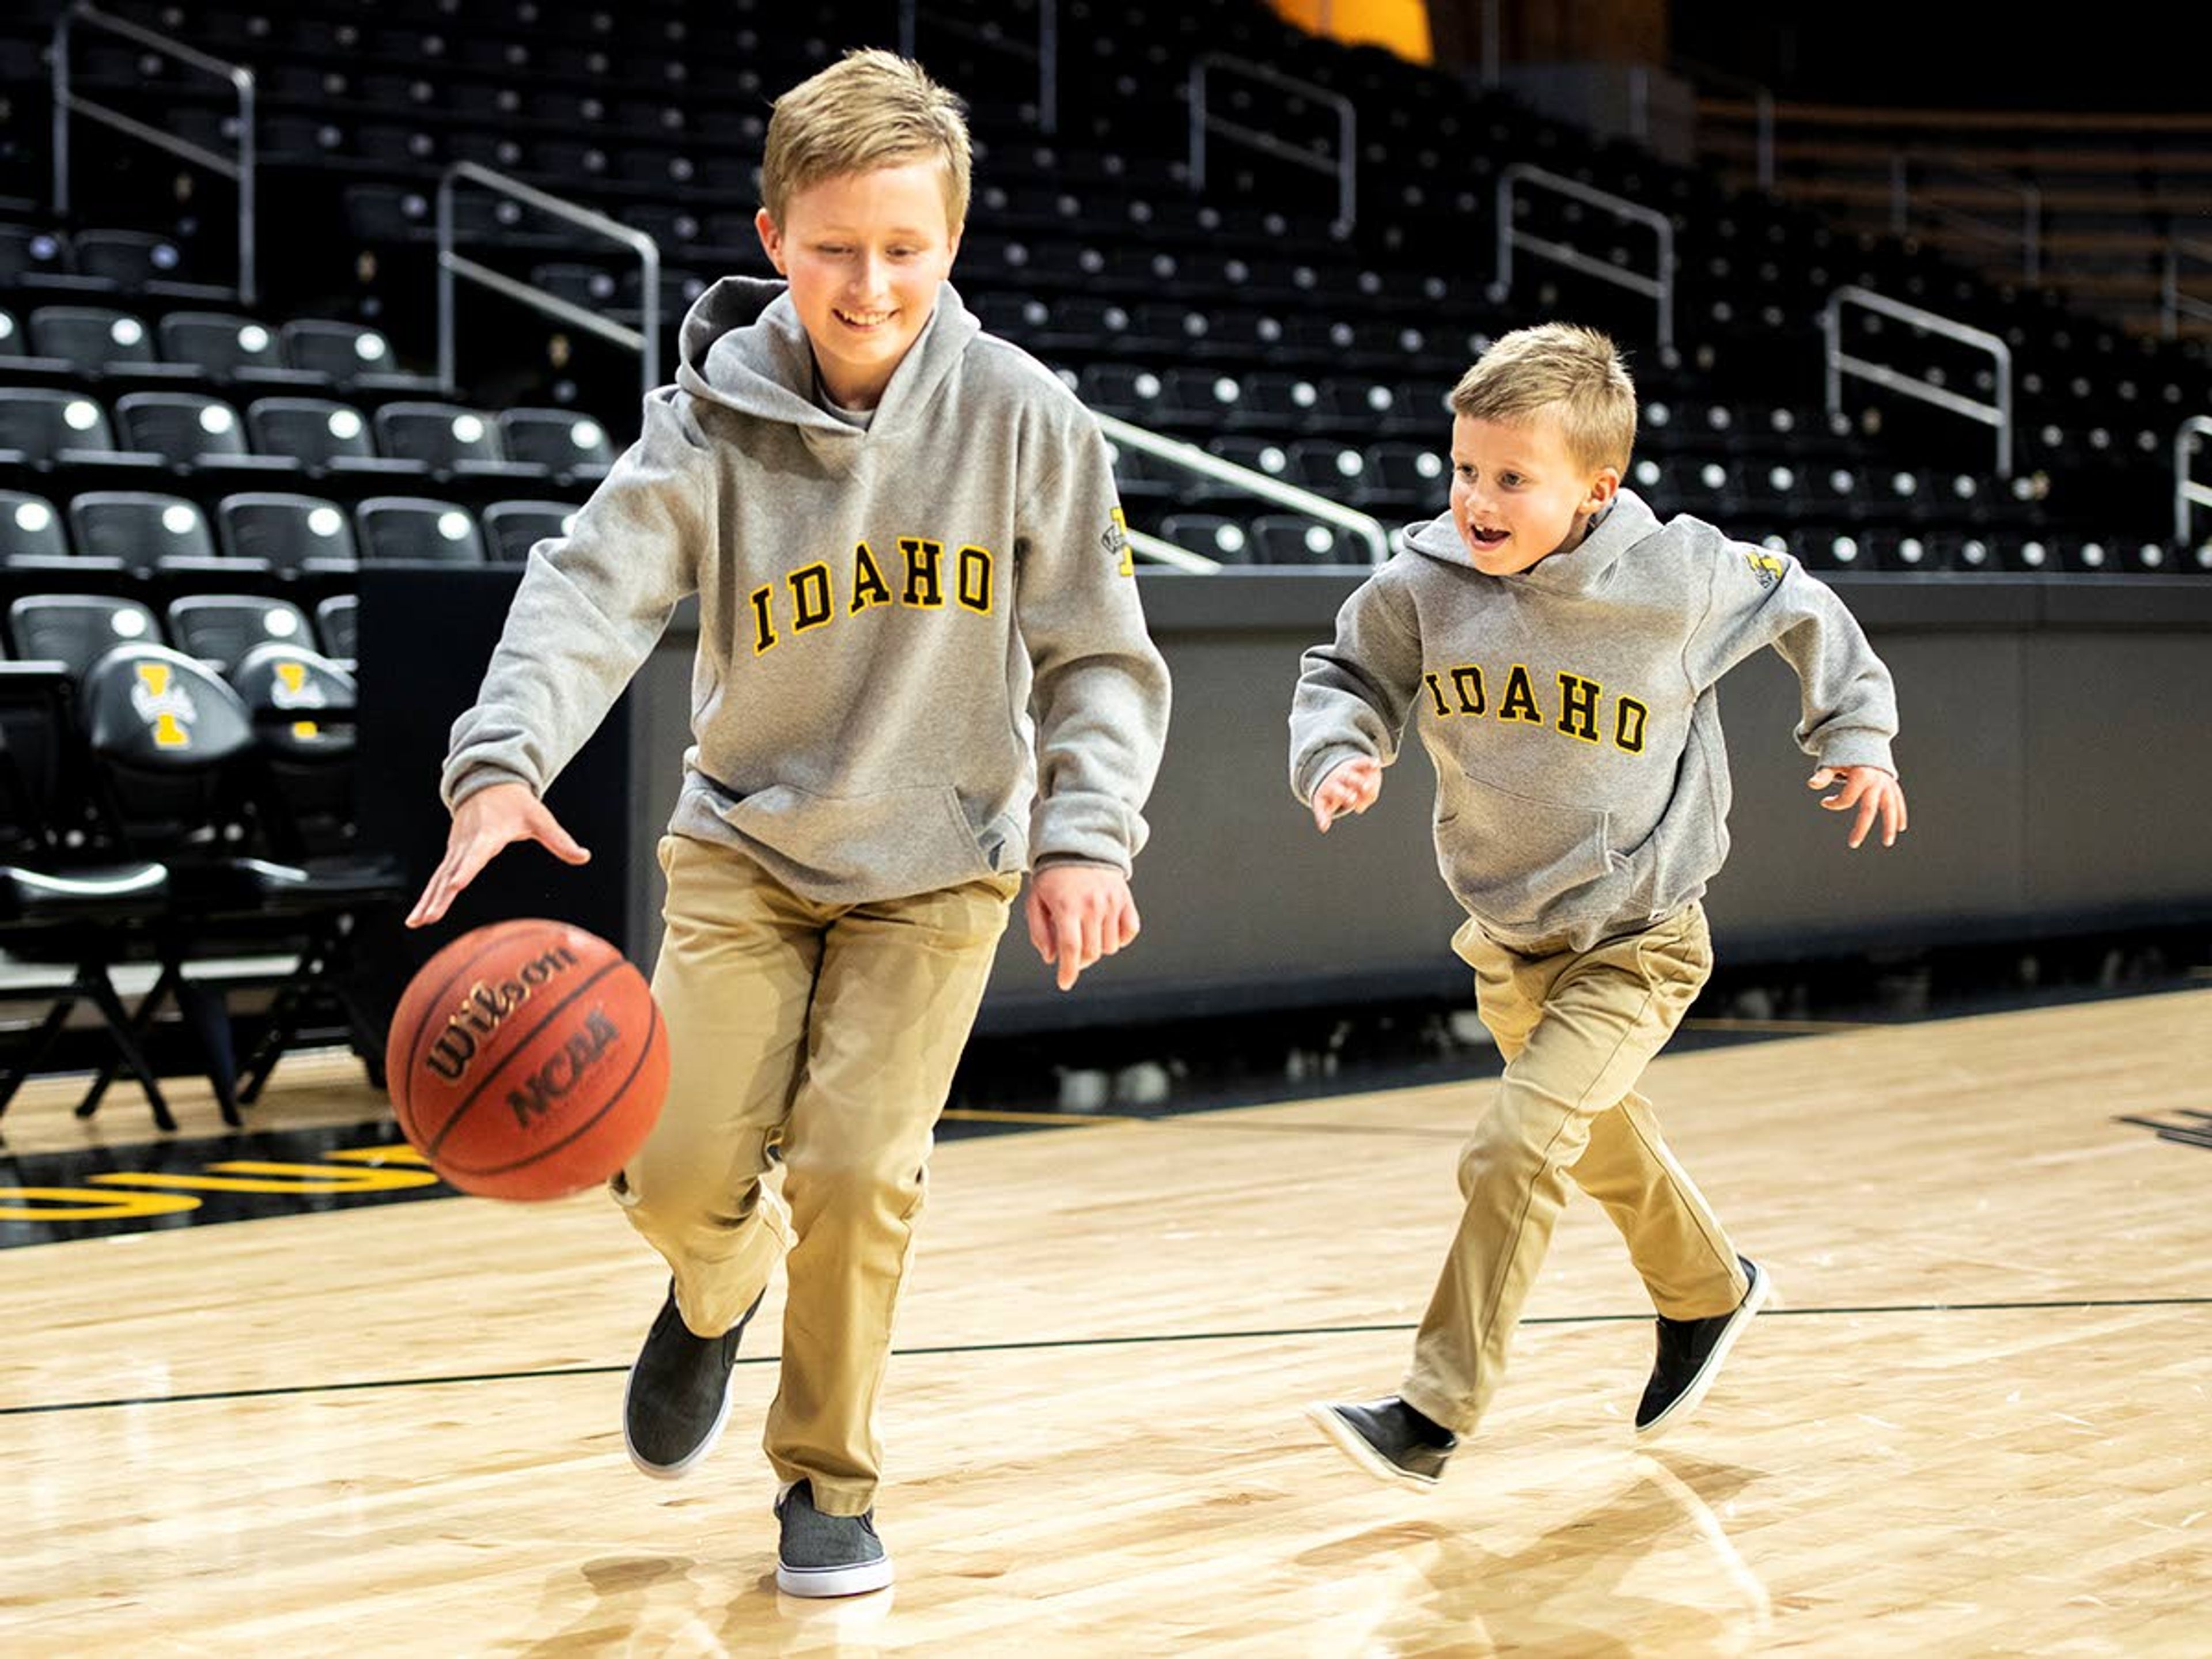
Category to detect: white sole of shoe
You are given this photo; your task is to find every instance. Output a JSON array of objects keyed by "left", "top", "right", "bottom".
[
  {"left": 1304, "top": 1402, "right": 1441, "bottom": 1489},
  {"left": 777, "top": 1557, "right": 895, "bottom": 1598},
  {"left": 1635, "top": 1260, "right": 1774, "bottom": 1445},
  {"left": 622, "top": 1361, "right": 735, "bottom": 1480}
]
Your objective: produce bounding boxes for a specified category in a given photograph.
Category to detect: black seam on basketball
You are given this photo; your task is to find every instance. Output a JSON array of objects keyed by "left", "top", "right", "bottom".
[
  {"left": 396, "top": 919, "right": 557, "bottom": 1099},
  {"left": 422, "top": 956, "right": 632, "bottom": 1160},
  {"left": 445, "top": 994, "right": 662, "bottom": 1180}
]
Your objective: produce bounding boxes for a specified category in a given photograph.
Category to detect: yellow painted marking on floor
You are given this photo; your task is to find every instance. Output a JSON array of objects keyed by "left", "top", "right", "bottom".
[
  {"left": 0, "top": 1187, "right": 203, "bottom": 1222},
  {"left": 88, "top": 1162, "right": 441, "bottom": 1195}
]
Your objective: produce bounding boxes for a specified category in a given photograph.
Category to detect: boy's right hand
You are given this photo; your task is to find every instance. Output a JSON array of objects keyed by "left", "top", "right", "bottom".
[
  {"left": 406, "top": 782, "right": 591, "bottom": 929},
  {"left": 1311, "top": 756, "right": 1382, "bottom": 832}
]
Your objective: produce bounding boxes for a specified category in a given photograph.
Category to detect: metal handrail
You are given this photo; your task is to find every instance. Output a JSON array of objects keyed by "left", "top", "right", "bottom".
[
  {"left": 2162, "top": 238, "right": 2212, "bottom": 342},
  {"left": 1095, "top": 414, "right": 1390, "bottom": 566},
  {"left": 2177, "top": 416, "right": 2212, "bottom": 550},
  {"left": 1822, "top": 286, "right": 2014, "bottom": 479},
  {"left": 898, "top": 0, "right": 1058, "bottom": 136},
  {"left": 437, "top": 163, "right": 662, "bottom": 405},
  {"left": 1495, "top": 164, "right": 1676, "bottom": 353},
  {"left": 1190, "top": 54, "right": 1358, "bottom": 232},
  {"left": 53, "top": 3, "right": 258, "bottom": 304},
  {"left": 1889, "top": 154, "right": 2041, "bottom": 282}
]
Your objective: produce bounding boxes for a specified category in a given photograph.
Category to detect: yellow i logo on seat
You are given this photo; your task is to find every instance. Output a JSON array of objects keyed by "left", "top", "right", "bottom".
[{"left": 134, "top": 662, "right": 193, "bottom": 749}]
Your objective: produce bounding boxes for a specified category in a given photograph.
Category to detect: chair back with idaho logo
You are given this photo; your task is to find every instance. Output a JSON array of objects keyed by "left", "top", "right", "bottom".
[
  {"left": 79, "top": 643, "right": 256, "bottom": 853},
  {"left": 229, "top": 641, "right": 359, "bottom": 858}
]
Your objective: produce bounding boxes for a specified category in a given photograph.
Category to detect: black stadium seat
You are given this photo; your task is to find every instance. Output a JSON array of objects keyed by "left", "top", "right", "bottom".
[
  {"left": 66, "top": 493, "right": 235, "bottom": 575},
  {"left": 166, "top": 596, "right": 319, "bottom": 675},
  {"left": 373, "top": 402, "right": 506, "bottom": 469},
  {"left": 0, "top": 389, "right": 118, "bottom": 463},
  {"left": 158, "top": 312, "right": 290, "bottom": 378},
  {"left": 217, "top": 493, "right": 361, "bottom": 573},
  {"left": 482, "top": 499, "right": 578, "bottom": 564},
  {"left": 29, "top": 306, "right": 161, "bottom": 373},
  {"left": 247, "top": 402, "right": 380, "bottom": 473},
  {"left": 0, "top": 492, "right": 73, "bottom": 567},
  {"left": 7, "top": 594, "right": 165, "bottom": 682},
  {"left": 246, "top": 397, "right": 380, "bottom": 469},
  {"left": 113, "top": 393, "right": 252, "bottom": 467},
  {"left": 355, "top": 497, "right": 487, "bottom": 564},
  {"left": 314, "top": 594, "right": 358, "bottom": 663},
  {"left": 498, "top": 408, "right": 617, "bottom": 474}
]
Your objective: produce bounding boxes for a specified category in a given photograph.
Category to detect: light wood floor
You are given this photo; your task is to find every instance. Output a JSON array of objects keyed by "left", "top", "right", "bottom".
[{"left": 3, "top": 990, "right": 2210, "bottom": 1655}]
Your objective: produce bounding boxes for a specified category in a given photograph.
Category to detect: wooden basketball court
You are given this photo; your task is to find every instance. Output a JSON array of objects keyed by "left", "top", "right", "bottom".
[{"left": 5, "top": 987, "right": 2209, "bottom": 1653}]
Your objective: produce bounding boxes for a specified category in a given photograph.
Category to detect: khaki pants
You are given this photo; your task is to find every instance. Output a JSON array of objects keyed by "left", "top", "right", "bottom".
[
  {"left": 612, "top": 834, "right": 1017, "bottom": 1516},
  {"left": 1400, "top": 903, "right": 1747, "bottom": 1437}
]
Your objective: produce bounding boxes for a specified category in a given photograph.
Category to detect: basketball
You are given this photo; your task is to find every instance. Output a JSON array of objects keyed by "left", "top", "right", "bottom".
[{"left": 385, "top": 919, "right": 669, "bottom": 1201}]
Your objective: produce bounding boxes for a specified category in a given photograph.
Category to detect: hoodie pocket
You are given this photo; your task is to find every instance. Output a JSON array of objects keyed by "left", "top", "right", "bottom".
[
  {"left": 1434, "top": 769, "right": 1621, "bottom": 931},
  {"left": 718, "top": 782, "right": 998, "bottom": 897}
]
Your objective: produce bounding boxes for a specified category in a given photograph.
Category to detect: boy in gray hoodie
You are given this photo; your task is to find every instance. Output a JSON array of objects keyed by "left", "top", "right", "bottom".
[
  {"left": 1291, "top": 323, "right": 1904, "bottom": 1487},
  {"left": 406, "top": 52, "right": 1169, "bottom": 1593}
]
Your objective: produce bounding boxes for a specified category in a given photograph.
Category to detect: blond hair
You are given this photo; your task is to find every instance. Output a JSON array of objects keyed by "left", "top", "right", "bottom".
[
  {"left": 760, "top": 50, "right": 972, "bottom": 233},
  {"left": 1449, "top": 323, "right": 1637, "bottom": 475}
]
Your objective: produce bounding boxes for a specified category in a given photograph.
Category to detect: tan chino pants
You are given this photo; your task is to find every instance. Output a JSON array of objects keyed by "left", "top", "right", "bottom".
[
  {"left": 1401, "top": 902, "right": 1748, "bottom": 1435},
  {"left": 612, "top": 834, "right": 1017, "bottom": 1516}
]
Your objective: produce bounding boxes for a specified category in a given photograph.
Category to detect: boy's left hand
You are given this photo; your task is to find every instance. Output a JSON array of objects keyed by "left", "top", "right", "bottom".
[
  {"left": 1027, "top": 865, "right": 1141, "bottom": 991},
  {"left": 1809, "top": 766, "right": 1908, "bottom": 849}
]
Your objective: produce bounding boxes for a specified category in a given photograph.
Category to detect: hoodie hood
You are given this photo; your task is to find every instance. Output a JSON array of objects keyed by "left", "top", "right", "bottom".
[
  {"left": 1402, "top": 490, "right": 1664, "bottom": 598},
  {"left": 673, "top": 275, "right": 983, "bottom": 452}
]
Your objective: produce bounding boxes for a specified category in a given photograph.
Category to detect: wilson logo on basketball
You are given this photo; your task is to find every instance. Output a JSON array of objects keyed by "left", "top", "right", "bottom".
[
  {"left": 506, "top": 1007, "right": 621, "bottom": 1130},
  {"left": 423, "top": 945, "right": 582, "bottom": 1082}
]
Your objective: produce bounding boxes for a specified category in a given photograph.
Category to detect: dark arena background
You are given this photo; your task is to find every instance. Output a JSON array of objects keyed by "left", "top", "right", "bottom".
[{"left": 2, "top": 1, "right": 2206, "bottom": 1650}]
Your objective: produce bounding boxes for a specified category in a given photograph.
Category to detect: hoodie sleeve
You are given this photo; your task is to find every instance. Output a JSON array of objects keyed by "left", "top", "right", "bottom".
[
  {"left": 1683, "top": 536, "right": 1899, "bottom": 774},
  {"left": 440, "top": 389, "right": 713, "bottom": 809},
  {"left": 1289, "top": 568, "right": 1425, "bottom": 804},
  {"left": 1014, "top": 419, "right": 1172, "bottom": 874}
]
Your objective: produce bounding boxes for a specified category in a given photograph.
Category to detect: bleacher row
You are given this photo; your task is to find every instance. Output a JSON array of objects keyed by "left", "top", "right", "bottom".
[
  {"left": 2, "top": 487, "right": 570, "bottom": 579},
  {"left": 9, "top": 0, "right": 2207, "bottom": 569}
]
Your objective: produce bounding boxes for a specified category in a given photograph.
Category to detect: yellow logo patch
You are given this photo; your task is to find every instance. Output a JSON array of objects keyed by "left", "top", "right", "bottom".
[{"left": 131, "top": 662, "right": 197, "bottom": 750}]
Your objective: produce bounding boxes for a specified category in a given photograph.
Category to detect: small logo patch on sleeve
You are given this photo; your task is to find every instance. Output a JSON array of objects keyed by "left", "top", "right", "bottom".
[
  {"left": 1743, "top": 548, "right": 1785, "bottom": 589},
  {"left": 1103, "top": 506, "right": 1133, "bottom": 577}
]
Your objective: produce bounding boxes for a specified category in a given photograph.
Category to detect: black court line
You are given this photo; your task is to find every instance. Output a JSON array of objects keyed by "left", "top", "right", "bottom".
[{"left": 7, "top": 1296, "right": 2209, "bottom": 1420}]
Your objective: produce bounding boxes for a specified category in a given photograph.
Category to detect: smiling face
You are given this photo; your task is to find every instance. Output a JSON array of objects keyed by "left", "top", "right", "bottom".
[
  {"left": 755, "top": 157, "right": 961, "bottom": 411},
  {"left": 1447, "top": 410, "right": 1620, "bottom": 575}
]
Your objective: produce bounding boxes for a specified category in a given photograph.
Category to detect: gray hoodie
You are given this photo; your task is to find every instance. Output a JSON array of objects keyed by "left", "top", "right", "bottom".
[
  {"left": 1290, "top": 490, "right": 1897, "bottom": 950},
  {"left": 442, "top": 278, "right": 1171, "bottom": 904}
]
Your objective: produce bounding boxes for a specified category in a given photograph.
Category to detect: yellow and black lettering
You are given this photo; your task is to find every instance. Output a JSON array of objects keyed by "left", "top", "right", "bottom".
[
  {"left": 957, "top": 544, "right": 994, "bottom": 614},
  {"left": 850, "top": 540, "right": 892, "bottom": 613},
  {"left": 749, "top": 585, "right": 777, "bottom": 655},
  {"left": 1499, "top": 663, "right": 1542, "bottom": 725},
  {"left": 789, "top": 562, "right": 833, "bottom": 632},
  {"left": 1449, "top": 664, "right": 1487, "bottom": 715},
  {"left": 900, "top": 536, "right": 945, "bottom": 608},
  {"left": 1616, "top": 696, "right": 1649, "bottom": 753},
  {"left": 1422, "top": 672, "right": 1451, "bottom": 717},
  {"left": 1557, "top": 673, "right": 1603, "bottom": 744}
]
